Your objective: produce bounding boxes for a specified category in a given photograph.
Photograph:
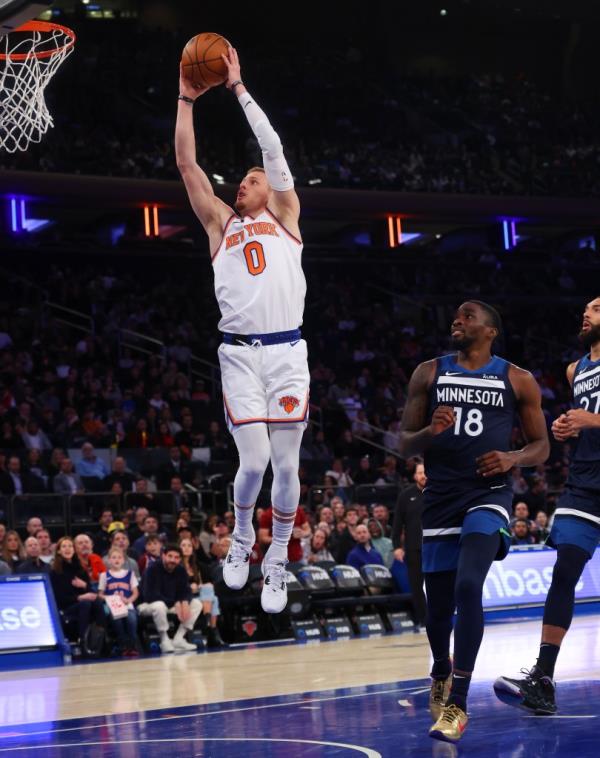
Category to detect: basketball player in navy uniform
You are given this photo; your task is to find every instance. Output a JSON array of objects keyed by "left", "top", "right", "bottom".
[
  {"left": 494, "top": 296, "right": 600, "bottom": 715},
  {"left": 175, "top": 48, "right": 309, "bottom": 614},
  {"left": 399, "top": 300, "right": 549, "bottom": 743}
]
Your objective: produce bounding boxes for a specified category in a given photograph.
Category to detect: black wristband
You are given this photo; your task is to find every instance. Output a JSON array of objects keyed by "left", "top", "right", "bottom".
[
  {"left": 178, "top": 94, "right": 194, "bottom": 104},
  {"left": 231, "top": 80, "right": 244, "bottom": 92}
]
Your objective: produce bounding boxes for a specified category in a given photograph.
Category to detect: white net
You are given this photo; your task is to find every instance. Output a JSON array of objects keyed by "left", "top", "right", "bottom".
[{"left": 0, "top": 22, "right": 75, "bottom": 153}]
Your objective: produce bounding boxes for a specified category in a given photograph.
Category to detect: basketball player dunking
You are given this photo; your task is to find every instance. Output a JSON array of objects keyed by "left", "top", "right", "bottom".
[
  {"left": 399, "top": 301, "right": 549, "bottom": 743},
  {"left": 175, "top": 47, "right": 309, "bottom": 613},
  {"left": 494, "top": 296, "right": 600, "bottom": 715}
]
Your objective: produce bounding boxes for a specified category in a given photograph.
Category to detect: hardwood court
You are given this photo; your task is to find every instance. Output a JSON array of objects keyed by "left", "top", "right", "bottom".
[{"left": 0, "top": 614, "right": 599, "bottom": 756}]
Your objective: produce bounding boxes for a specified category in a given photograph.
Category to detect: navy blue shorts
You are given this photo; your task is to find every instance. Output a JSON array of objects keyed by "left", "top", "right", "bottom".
[
  {"left": 422, "top": 485, "right": 513, "bottom": 574},
  {"left": 422, "top": 508, "right": 511, "bottom": 574},
  {"left": 548, "top": 515, "right": 600, "bottom": 559},
  {"left": 549, "top": 487, "right": 600, "bottom": 558}
]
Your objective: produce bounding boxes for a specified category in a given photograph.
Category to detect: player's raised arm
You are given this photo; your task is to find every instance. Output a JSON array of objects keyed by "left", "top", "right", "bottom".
[
  {"left": 221, "top": 47, "right": 301, "bottom": 237},
  {"left": 399, "top": 360, "right": 454, "bottom": 457},
  {"left": 476, "top": 367, "right": 550, "bottom": 477},
  {"left": 175, "top": 65, "right": 233, "bottom": 250}
]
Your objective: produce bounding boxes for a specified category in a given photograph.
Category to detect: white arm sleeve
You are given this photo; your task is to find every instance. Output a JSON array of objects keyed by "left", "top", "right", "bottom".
[{"left": 238, "top": 91, "right": 294, "bottom": 191}]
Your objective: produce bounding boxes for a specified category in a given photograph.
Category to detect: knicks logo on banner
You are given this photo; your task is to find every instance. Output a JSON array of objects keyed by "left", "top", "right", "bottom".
[{"left": 279, "top": 395, "right": 300, "bottom": 414}]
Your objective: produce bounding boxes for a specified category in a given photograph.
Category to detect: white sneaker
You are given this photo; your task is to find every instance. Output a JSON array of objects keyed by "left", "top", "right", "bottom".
[
  {"left": 261, "top": 557, "right": 289, "bottom": 614},
  {"left": 223, "top": 535, "right": 253, "bottom": 589},
  {"left": 160, "top": 636, "right": 174, "bottom": 654},
  {"left": 173, "top": 637, "right": 197, "bottom": 652}
]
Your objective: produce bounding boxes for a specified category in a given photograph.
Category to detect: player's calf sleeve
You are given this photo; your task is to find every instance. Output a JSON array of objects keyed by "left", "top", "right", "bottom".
[
  {"left": 425, "top": 571, "right": 456, "bottom": 669},
  {"left": 232, "top": 426, "right": 271, "bottom": 536},
  {"left": 269, "top": 425, "right": 303, "bottom": 553},
  {"left": 543, "top": 543, "right": 589, "bottom": 630},
  {"left": 452, "top": 532, "right": 499, "bottom": 673}
]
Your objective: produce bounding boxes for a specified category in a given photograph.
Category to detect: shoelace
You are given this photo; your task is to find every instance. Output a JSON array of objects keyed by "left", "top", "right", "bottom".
[
  {"left": 519, "top": 667, "right": 554, "bottom": 685},
  {"left": 439, "top": 704, "right": 464, "bottom": 724},
  {"left": 519, "top": 667, "right": 536, "bottom": 679},
  {"left": 264, "top": 560, "right": 288, "bottom": 589},
  {"left": 228, "top": 538, "right": 250, "bottom": 566}
]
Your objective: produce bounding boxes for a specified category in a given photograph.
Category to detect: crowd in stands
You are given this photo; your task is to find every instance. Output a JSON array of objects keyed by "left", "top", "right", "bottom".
[
  {"left": 2, "top": 17, "right": 600, "bottom": 197},
  {"left": 0, "top": 231, "right": 591, "bottom": 654}
]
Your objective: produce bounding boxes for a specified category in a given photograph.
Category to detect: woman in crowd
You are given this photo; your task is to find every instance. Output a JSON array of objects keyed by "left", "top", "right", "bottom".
[
  {"left": 155, "top": 421, "right": 175, "bottom": 448},
  {"left": 303, "top": 527, "right": 335, "bottom": 564},
  {"left": 179, "top": 536, "right": 224, "bottom": 648},
  {"left": 50, "top": 536, "right": 105, "bottom": 650},
  {"left": 198, "top": 514, "right": 218, "bottom": 556},
  {"left": 1, "top": 529, "right": 26, "bottom": 571}
]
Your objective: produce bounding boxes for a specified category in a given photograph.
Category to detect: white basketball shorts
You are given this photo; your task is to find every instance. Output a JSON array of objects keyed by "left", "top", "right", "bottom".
[{"left": 218, "top": 339, "right": 310, "bottom": 432}]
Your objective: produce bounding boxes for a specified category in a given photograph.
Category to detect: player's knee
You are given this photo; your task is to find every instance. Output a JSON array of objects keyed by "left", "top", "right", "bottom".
[
  {"left": 239, "top": 452, "right": 270, "bottom": 480},
  {"left": 454, "top": 574, "right": 482, "bottom": 606},
  {"left": 272, "top": 462, "right": 297, "bottom": 484},
  {"left": 551, "top": 544, "right": 589, "bottom": 586},
  {"left": 551, "top": 555, "right": 584, "bottom": 590}
]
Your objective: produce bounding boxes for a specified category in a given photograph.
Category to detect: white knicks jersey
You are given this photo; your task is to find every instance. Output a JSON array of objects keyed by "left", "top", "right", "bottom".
[{"left": 211, "top": 208, "right": 306, "bottom": 334}]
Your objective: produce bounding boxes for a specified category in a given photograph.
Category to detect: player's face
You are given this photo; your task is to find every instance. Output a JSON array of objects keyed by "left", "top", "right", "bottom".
[
  {"left": 450, "top": 302, "right": 495, "bottom": 350},
  {"left": 579, "top": 297, "right": 600, "bottom": 348},
  {"left": 235, "top": 171, "right": 270, "bottom": 215}
]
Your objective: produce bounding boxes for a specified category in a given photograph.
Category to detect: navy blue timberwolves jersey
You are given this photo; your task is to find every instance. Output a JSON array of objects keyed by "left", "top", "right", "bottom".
[
  {"left": 566, "top": 355, "right": 600, "bottom": 491},
  {"left": 424, "top": 354, "right": 517, "bottom": 492}
]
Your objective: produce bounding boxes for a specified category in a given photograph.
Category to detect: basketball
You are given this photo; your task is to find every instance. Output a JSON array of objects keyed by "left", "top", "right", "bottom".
[{"left": 181, "top": 32, "right": 231, "bottom": 88}]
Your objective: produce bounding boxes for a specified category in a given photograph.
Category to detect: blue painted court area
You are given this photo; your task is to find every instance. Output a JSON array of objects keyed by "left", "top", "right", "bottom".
[{"left": 0, "top": 677, "right": 598, "bottom": 757}]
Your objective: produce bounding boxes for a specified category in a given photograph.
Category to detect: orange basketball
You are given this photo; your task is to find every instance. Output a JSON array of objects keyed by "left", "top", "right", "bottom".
[{"left": 181, "top": 32, "right": 231, "bottom": 88}]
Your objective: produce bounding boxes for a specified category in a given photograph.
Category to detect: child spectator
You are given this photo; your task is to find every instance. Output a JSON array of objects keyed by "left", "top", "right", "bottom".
[
  {"left": 104, "top": 528, "right": 141, "bottom": 579},
  {"left": 98, "top": 546, "right": 139, "bottom": 657},
  {"left": 138, "top": 534, "right": 162, "bottom": 574}
]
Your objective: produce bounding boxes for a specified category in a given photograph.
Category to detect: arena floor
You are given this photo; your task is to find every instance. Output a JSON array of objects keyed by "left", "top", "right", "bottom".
[{"left": 0, "top": 613, "right": 598, "bottom": 756}]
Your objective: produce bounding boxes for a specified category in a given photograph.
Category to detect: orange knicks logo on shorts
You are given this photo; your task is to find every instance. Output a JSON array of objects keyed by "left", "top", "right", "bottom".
[{"left": 279, "top": 395, "right": 300, "bottom": 414}]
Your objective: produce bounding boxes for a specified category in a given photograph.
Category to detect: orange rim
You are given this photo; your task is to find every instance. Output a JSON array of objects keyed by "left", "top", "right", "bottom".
[{"left": 0, "top": 20, "right": 76, "bottom": 61}]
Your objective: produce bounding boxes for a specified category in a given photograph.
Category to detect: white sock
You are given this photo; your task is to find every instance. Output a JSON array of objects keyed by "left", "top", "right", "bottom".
[
  {"left": 267, "top": 506, "right": 297, "bottom": 561},
  {"left": 233, "top": 502, "right": 255, "bottom": 543}
]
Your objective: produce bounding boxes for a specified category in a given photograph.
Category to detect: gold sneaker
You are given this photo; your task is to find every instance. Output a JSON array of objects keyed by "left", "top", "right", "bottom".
[
  {"left": 429, "top": 703, "right": 468, "bottom": 743},
  {"left": 429, "top": 674, "right": 452, "bottom": 720}
]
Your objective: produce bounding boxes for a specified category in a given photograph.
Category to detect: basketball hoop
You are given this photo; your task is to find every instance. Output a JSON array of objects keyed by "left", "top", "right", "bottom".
[{"left": 0, "top": 20, "right": 75, "bottom": 153}]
